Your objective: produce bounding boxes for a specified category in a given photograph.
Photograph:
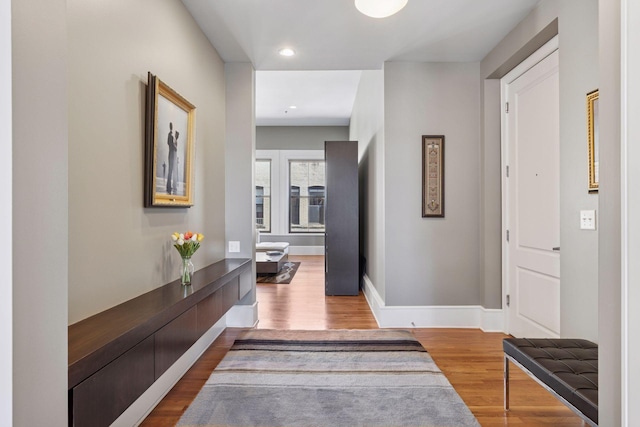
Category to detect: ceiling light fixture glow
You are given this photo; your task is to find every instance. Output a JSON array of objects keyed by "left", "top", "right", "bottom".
[
  {"left": 278, "top": 48, "right": 296, "bottom": 57},
  {"left": 289, "top": 105, "right": 297, "bottom": 109},
  {"left": 355, "top": 0, "right": 408, "bottom": 18}
]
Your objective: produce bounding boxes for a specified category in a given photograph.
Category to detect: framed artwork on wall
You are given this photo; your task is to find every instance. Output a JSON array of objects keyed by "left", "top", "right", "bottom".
[
  {"left": 144, "top": 72, "right": 196, "bottom": 207},
  {"left": 422, "top": 135, "right": 445, "bottom": 217},
  {"left": 587, "top": 89, "right": 599, "bottom": 193}
]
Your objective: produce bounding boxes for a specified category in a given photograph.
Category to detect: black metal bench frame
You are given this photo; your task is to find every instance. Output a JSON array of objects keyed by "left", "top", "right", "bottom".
[{"left": 503, "top": 338, "right": 598, "bottom": 427}]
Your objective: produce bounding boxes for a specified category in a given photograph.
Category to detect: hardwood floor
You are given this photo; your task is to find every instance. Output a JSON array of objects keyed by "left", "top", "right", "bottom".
[{"left": 141, "top": 255, "right": 585, "bottom": 427}]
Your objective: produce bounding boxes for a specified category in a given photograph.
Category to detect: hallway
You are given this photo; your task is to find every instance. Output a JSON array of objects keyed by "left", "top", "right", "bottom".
[{"left": 256, "top": 255, "right": 377, "bottom": 330}]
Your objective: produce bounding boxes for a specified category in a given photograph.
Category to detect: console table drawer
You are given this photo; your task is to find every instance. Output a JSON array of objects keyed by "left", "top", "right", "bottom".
[
  {"left": 219, "top": 276, "right": 240, "bottom": 314},
  {"left": 154, "top": 306, "right": 199, "bottom": 378},
  {"left": 197, "top": 291, "right": 223, "bottom": 336},
  {"left": 71, "top": 335, "right": 155, "bottom": 427},
  {"left": 196, "top": 276, "right": 239, "bottom": 335}
]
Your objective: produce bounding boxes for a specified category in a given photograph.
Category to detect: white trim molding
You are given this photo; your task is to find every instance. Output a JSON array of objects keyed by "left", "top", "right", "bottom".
[
  {"left": 621, "top": 1, "right": 630, "bottom": 423},
  {"left": 620, "top": 1, "right": 640, "bottom": 423},
  {"left": 289, "top": 245, "right": 324, "bottom": 255},
  {"left": 362, "top": 275, "right": 504, "bottom": 332},
  {"left": 226, "top": 301, "right": 259, "bottom": 328}
]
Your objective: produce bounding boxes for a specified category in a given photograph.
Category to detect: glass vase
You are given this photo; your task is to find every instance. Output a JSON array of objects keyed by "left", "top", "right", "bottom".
[{"left": 181, "top": 256, "right": 195, "bottom": 286}]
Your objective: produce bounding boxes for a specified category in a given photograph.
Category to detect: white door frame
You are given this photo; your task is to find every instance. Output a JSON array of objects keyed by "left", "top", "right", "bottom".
[
  {"left": 621, "top": 0, "right": 640, "bottom": 423},
  {"left": 500, "top": 35, "right": 559, "bottom": 334}
]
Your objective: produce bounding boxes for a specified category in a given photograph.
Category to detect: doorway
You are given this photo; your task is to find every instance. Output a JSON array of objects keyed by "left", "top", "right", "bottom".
[{"left": 501, "top": 37, "right": 560, "bottom": 338}]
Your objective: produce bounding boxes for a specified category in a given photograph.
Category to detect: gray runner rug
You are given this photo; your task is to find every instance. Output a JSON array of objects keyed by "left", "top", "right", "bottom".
[{"left": 177, "top": 329, "right": 480, "bottom": 427}]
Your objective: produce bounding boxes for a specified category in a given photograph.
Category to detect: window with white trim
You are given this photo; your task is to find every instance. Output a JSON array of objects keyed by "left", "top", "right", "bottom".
[
  {"left": 289, "top": 160, "right": 325, "bottom": 233},
  {"left": 255, "top": 149, "right": 325, "bottom": 235},
  {"left": 255, "top": 159, "right": 271, "bottom": 232}
]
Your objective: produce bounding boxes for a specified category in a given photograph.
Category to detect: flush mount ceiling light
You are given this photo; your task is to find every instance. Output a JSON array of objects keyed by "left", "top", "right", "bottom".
[
  {"left": 355, "top": 0, "right": 408, "bottom": 18},
  {"left": 278, "top": 48, "right": 296, "bottom": 57}
]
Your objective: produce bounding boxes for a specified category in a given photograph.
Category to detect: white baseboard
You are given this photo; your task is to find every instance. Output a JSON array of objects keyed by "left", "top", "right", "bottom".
[
  {"left": 479, "top": 308, "right": 505, "bottom": 332},
  {"left": 226, "top": 301, "right": 259, "bottom": 327},
  {"left": 289, "top": 245, "right": 324, "bottom": 255},
  {"left": 362, "top": 275, "right": 504, "bottom": 332},
  {"left": 113, "top": 316, "right": 227, "bottom": 427}
]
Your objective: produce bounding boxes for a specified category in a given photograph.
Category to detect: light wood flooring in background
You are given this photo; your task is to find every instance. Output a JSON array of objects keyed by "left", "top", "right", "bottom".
[{"left": 142, "top": 255, "right": 585, "bottom": 427}]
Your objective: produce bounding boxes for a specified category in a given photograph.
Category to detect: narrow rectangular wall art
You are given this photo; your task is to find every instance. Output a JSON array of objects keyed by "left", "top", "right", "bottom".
[
  {"left": 422, "top": 135, "right": 445, "bottom": 217},
  {"left": 144, "top": 72, "right": 196, "bottom": 207},
  {"left": 586, "top": 89, "right": 599, "bottom": 193}
]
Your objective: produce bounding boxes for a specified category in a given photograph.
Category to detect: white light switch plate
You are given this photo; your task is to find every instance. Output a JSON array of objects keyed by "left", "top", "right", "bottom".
[
  {"left": 228, "top": 241, "right": 240, "bottom": 253},
  {"left": 580, "top": 210, "right": 596, "bottom": 230}
]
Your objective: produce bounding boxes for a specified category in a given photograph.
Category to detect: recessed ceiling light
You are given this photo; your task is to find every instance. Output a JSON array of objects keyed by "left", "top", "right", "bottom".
[
  {"left": 289, "top": 105, "right": 297, "bottom": 109},
  {"left": 278, "top": 48, "right": 296, "bottom": 57},
  {"left": 355, "top": 0, "right": 408, "bottom": 18}
]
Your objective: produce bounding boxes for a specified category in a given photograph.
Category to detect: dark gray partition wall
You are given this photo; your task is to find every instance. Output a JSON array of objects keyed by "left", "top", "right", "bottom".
[{"left": 325, "top": 141, "right": 359, "bottom": 296}]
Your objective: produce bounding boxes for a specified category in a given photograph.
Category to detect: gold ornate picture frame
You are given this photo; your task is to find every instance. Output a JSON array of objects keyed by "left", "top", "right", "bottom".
[
  {"left": 422, "top": 135, "right": 445, "bottom": 217},
  {"left": 587, "top": 89, "right": 599, "bottom": 193},
  {"left": 144, "top": 72, "right": 196, "bottom": 207}
]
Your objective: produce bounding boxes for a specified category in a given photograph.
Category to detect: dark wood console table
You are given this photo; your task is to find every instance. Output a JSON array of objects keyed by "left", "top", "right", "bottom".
[{"left": 68, "top": 258, "right": 251, "bottom": 427}]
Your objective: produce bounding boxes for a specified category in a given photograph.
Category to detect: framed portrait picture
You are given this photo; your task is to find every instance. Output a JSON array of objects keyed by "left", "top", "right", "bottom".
[
  {"left": 422, "top": 135, "right": 445, "bottom": 217},
  {"left": 586, "top": 89, "right": 599, "bottom": 193},
  {"left": 144, "top": 72, "right": 195, "bottom": 207}
]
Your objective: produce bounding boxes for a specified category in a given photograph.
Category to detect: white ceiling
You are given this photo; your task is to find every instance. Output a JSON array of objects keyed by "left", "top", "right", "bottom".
[
  {"left": 256, "top": 71, "right": 362, "bottom": 126},
  {"left": 182, "top": 0, "right": 540, "bottom": 125}
]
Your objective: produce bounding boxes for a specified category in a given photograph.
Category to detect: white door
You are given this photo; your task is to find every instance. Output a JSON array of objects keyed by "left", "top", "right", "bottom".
[{"left": 502, "top": 45, "right": 560, "bottom": 338}]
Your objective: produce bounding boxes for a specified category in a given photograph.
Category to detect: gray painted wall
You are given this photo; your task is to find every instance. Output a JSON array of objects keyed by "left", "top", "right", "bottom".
[
  {"left": 13, "top": 0, "right": 68, "bottom": 424},
  {"left": 598, "top": 0, "right": 621, "bottom": 424},
  {"left": 480, "top": 79, "right": 502, "bottom": 308},
  {"left": 68, "top": 0, "right": 227, "bottom": 323},
  {"left": 480, "top": 0, "right": 599, "bottom": 340},
  {"left": 349, "top": 70, "right": 386, "bottom": 300},
  {"left": 225, "top": 62, "right": 257, "bottom": 305},
  {"left": 1, "top": 0, "right": 11, "bottom": 422},
  {"left": 384, "top": 62, "right": 482, "bottom": 306},
  {"left": 557, "top": 0, "right": 599, "bottom": 342},
  {"left": 259, "top": 234, "right": 324, "bottom": 246},
  {"left": 257, "top": 126, "right": 349, "bottom": 150},
  {"left": 350, "top": 1, "right": 600, "bottom": 323}
]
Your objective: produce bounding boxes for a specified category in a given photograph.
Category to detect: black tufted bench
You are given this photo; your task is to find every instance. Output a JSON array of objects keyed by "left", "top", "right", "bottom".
[{"left": 503, "top": 338, "right": 598, "bottom": 426}]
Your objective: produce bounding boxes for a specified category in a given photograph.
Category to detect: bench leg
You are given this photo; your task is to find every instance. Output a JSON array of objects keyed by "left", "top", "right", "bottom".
[{"left": 504, "top": 355, "right": 510, "bottom": 411}]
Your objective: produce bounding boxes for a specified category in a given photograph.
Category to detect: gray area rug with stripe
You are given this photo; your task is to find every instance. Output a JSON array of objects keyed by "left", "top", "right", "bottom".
[{"left": 177, "top": 329, "right": 480, "bottom": 427}]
